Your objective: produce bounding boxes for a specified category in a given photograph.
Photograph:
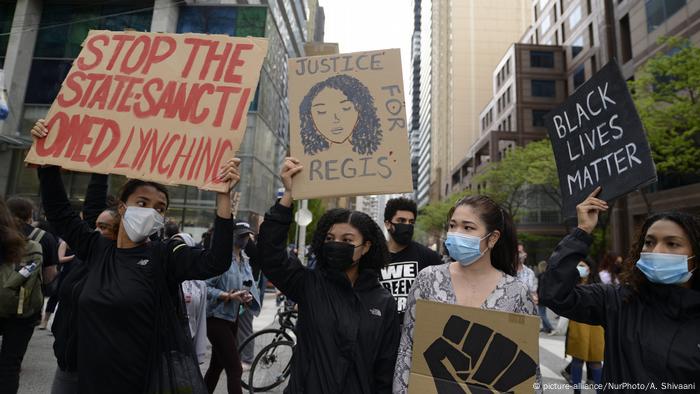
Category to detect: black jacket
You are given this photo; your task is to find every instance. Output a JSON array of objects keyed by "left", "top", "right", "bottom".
[
  {"left": 258, "top": 202, "right": 400, "bottom": 394},
  {"left": 539, "top": 228, "right": 700, "bottom": 392},
  {"left": 51, "top": 173, "right": 108, "bottom": 372}
]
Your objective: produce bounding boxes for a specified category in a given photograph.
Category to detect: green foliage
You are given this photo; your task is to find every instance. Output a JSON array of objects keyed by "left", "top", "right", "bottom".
[
  {"left": 415, "top": 189, "right": 472, "bottom": 240},
  {"left": 472, "top": 139, "right": 560, "bottom": 219},
  {"left": 629, "top": 37, "right": 700, "bottom": 176},
  {"left": 287, "top": 199, "right": 325, "bottom": 246}
]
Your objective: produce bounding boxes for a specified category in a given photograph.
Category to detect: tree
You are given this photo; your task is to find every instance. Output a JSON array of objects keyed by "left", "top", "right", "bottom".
[
  {"left": 472, "top": 139, "right": 560, "bottom": 219},
  {"left": 415, "top": 189, "right": 472, "bottom": 242},
  {"left": 629, "top": 37, "right": 700, "bottom": 176}
]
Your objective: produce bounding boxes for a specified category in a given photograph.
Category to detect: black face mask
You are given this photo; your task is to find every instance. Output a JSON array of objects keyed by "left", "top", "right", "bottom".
[
  {"left": 235, "top": 236, "right": 249, "bottom": 249},
  {"left": 390, "top": 223, "right": 414, "bottom": 246},
  {"left": 322, "top": 241, "right": 360, "bottom": 271}
]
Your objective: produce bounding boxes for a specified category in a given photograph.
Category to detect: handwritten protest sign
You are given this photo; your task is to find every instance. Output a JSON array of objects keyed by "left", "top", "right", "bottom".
[
  {"left": 25, "top": 30, "right": 267, "bottom": 192},
  {"left": 288, "top": 49, "right": 413, "bottom": 199},
  {"left": 545, "top": 60, "right": 656, "bottom": 218},
  {"left": 409, "top": 300, "right": 539, "bottom": 394}
]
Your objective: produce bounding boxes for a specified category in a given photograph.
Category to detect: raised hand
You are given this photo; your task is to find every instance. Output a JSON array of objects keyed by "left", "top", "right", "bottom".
[
  {"left": 279, "top": 157, "right": 303, "bottom": 208},
  {"left": 576, "top": 187, "right": 608, "bottom": 234},
  {"left": 218, "top": 157, "right": 241, "bottom": 191}
]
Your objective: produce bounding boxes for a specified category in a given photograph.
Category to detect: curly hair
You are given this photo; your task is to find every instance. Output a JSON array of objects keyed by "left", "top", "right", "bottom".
[
  {"left": 619, "top": 211, "right": 700, "bottom": 297},
  {"left": 384, "top": 197, "right": 417, "bottom": 223},
  {"left": 447, "top": 195, "right": 518, "bottom": 276},
  {"left": 0, "top": 196, "right": 27, "bottom": 263},
  {"left": 310, "top": 208, "right": 390, "bottom": 271},
  {"left": 300, "top": 74, "right": 382, "bottom": 156}
]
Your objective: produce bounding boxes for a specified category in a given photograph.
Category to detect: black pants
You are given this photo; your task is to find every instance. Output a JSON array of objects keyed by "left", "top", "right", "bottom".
[
  {"left": 0, "top": 314, "right": 39, "bottom": 394},
  {"left": 204, "top": 317, "right": 242, "bottom": 394}
]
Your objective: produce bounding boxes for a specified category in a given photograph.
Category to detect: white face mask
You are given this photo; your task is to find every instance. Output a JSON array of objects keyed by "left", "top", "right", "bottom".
[{"left": 122, "top": 206, "right": 164, "bottom": 243}]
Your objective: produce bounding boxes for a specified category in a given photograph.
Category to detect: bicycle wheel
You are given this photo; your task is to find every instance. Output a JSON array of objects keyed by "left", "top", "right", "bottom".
[
  {"left": 240, "top": 329, "right": 293, "bottom": 391},
  {"left": 247, "top": 340, "right": 294, "bottom": 393}
]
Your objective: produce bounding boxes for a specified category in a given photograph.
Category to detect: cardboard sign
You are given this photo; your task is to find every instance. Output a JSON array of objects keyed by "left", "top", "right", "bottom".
[
  {"left": 25, "top": 30, "right": 268, "bottom": 192},
  {"left": 288, "top": 49, "right": 413, "bottom": 199},
  {"left": 409, "top": 300, "right": 539, "bottom": 394},
  {"left": 545, "top": 60, "right": 657, "bottom": 218}
]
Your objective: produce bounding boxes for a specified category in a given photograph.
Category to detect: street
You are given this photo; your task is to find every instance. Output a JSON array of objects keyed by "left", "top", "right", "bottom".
[{"left": 14, "top": 297, "right": 590, "bottom": 394}]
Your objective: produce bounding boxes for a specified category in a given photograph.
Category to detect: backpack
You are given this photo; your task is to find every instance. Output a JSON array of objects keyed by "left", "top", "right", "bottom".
[{"left": 0, "top": 240, "right": 44, "bottom": 318}]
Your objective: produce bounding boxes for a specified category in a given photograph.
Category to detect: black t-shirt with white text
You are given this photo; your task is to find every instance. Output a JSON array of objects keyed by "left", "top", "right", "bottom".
[{"left": 379, "top": 241, "right": 442, "bottom": 323}]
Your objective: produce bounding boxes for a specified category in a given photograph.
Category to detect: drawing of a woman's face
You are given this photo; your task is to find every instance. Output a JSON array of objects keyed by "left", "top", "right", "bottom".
[{"left": 311, "top": 87, "right": 359, "bottom": 144}]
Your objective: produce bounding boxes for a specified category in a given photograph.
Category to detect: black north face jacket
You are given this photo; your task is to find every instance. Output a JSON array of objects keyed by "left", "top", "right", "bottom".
[
  {"left": 540, "top": 228, "right": 700, "bottom": 392},
  {"left": 258, "top": 203, "right": 400, "bottom": 394}
]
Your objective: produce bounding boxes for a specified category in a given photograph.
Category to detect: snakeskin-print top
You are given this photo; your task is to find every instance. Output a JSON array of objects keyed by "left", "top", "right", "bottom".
[{"left": 392, "top": 263, "right": 542, "bottom": 393}]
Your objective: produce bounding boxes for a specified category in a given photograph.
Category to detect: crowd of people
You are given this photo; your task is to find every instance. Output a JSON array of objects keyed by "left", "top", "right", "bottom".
[{"left": 0, "top": 120, "right": 698, "bottom": 394}]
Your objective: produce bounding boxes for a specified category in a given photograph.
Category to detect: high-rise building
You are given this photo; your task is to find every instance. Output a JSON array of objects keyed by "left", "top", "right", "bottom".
[
  {"left": 0, "top": 0, "right": 310, "bottom": 237},
  {"left": 450, "top": 0, "right": 700, "bottom": 252},
  {"left": 409, "top": 0, "right": 422, "bottom": 196},
  {"left": 413, "top": 0, "right": 532, "bottom": 205}
]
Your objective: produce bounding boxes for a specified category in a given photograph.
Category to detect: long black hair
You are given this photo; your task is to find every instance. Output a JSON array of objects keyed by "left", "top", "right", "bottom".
[
  {"left": 448, "top": 195, "right": 518, "bottom": 276},
  {"left": 311, "top": 208, "right": 390, "bottom": 271},
  {"left": 620, "top": 211, "right": 700, "bottom": 295}
]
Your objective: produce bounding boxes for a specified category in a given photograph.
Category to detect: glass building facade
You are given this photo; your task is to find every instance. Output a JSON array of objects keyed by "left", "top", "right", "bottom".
[{"left": 3, "top": 0, "right": 308, "bottom": 239}]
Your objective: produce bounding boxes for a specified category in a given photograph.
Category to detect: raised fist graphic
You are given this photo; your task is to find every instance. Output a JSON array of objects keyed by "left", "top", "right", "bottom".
[{"left": 423, "top": 315, "right": 536, "bottom": 393}]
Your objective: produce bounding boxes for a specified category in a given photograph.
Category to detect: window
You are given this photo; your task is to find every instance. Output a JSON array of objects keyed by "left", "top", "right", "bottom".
[
  {"left": 646, "top": 0, "right": 686, "bottom": 32},
  {"left": 569, "top": 5, "right": 582, "bottom": 28},
  {"left": 177, "top": 6, "right": 267, "bottom": 37},
  {"left": 572, "top": 35, "right": 584, "bottom": 58},
  {"left": 573, "top": 64, "right": 586, "bottom": 90},
  {"left": 25, "top": 3, "right": 154, "bottom": 104},
  {"left": 0, "top": 2, "right": 14, "bottom": 68},
  {"left": 507, "top": 115, "right": 512, "bottom": 131},
  {"left": 532, "top": 109, "right": 548, "bottom": 126},
  {"left": 532, "top": 80, "right": 556, "bottom": 97},
  {"left": 588, "top": 23, "right": 595, "bottom": 47},
  {"left": 620, "top": 14, "right": 633, "bottom": 63},
  {"left": 531, "top": 51, "right": 555, "bottom": 68},
  {"left": 541, "top": 14, "right": 552, "bottom": 34}
]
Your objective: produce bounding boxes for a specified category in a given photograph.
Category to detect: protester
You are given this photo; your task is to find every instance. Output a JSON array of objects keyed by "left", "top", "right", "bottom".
[
  {"left": 564, "top": 261, "right": 603, "bottom": 392},
  {"left": 0, "top": 196, "right": 44, "bottom": 394},
  {"left": 164, "top": 221, "right": 180, "bottom": 239},
  {"left": 540, "top": 187, "right": 700, "bottom": 388},
  {"left": 598, "top": 251, "right": 622, "bottom": 285},
  {"left": 257, "top": 157, "right": 399, "bottom": 393},
  {"left": 535, "top": 260, "right": 554, "bottom": 334},
  {"left": 516, "top": 251, "right": 538, "bottom": 306},
  {"left": 31, "top": 119, "right": 238, "bottom": 394},
  {"left": 231, "top": 221, "right": 258, "bottom": 371},
  {"left": 171, "top": 232, "right": 208, "bottom": 365},
  {"left": 204, "top": 220, "right": 260, "bottom": 394},
  {"left": 393, "top": 195, "right": 541, "bottom": 393},
  {"left": 380, "top": 197, "right": 441, "bottom": 324},
  {"left": 7, "top": 197, "right": 60, "bottom": 299}
]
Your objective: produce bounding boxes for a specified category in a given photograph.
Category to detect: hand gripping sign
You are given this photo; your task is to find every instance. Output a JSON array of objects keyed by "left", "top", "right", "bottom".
[
  {"left": 288, "top": 49, "right": 414, "bottom": 199},
  {"left": 25, "top": 30, "right": 268, "bottom": 192},
  {"left": 409, "top": 300, "right": 539, "bottom": 394}
]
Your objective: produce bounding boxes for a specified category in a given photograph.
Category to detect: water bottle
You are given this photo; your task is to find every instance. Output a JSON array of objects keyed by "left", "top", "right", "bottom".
[{"left": 18, "top": 262, "right": 38, "bottom": 278}]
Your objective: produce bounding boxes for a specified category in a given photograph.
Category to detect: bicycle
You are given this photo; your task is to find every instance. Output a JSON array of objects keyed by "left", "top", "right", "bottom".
[{"left": 240, "top": 298, "right": 297, "bottom": 392}]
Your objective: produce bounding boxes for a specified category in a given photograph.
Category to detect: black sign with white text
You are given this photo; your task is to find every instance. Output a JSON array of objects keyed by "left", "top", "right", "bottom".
[{"left": 545, "top": 60, "right": 657, "bottom": 218}]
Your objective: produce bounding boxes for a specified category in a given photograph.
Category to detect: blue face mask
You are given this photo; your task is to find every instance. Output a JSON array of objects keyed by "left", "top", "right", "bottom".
[
  {"left": 444, "top": 232, "right": 491, "bottom": 267},
  {"left": 635, "top": 252, "right": 695, "bottom": 285},
  {"left": 576, "top": 265, "right": 590, "bottom": 278}
]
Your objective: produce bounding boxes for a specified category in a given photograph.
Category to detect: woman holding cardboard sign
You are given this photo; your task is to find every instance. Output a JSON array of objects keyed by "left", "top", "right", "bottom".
[
  {"left": 539, "top": 187, "right": 700, "bottom": 389},
  {"left": 31, "top": 119, "right": 239, "bottom": 394},
  {"left": 256, "top": 157, "right": 400, "bottom": 394},
  {"left": 393, "top": 195, "right": 541, "bottom": 393}
]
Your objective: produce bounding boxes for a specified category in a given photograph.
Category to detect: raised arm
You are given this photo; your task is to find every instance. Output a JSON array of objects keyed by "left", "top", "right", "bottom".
[
  {"left": 539, "top": 187, "right": 614, "bottom": 326},
  {"left": 257, "top": 157, "right": 308, "bottom": 303},
  {"left": 81, "top": 173, "right": 109, "bottom": 229},
  {"left": 37, "top": 166, "right": 101, "bottom": 262},
  {"left": 167, "top": 159, "right": 238, "bottom": 282}
]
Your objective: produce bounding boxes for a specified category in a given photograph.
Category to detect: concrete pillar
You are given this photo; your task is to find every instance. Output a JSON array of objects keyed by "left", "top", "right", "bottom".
[
  {"left": 0, "top": 0, "right": 42, "bottom": 136},
  {"left": 151, "top": 0, "right": 180, "bottom": 33}
]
